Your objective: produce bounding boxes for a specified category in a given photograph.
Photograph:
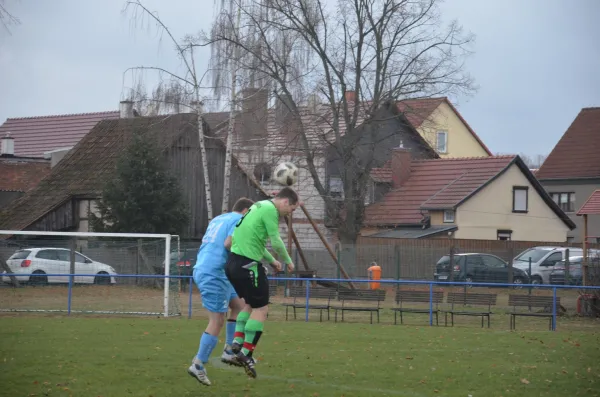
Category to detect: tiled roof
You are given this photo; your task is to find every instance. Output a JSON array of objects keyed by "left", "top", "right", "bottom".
[
  {"left": 577, "top": 189, "right": 600, "bottom": 215},
  {"left": 370, "top": 167, "right": 392, "bottom": 183},
  {"left": 0, "top": 158, "right": 51, "bottom": 192},
  {"left": 365, "top": 156, "right": 514, "bottom": 225},
  {"left": 396, "top": 98, "right": 493, "bottom": 156},
  {"left": 364, "top": 155, "right": 576, "bottom": 229},
  {"left": 0, "top": 113, "right": 263, "bottom": 232},
  {"left": 367, "top": 225, "right": 458, "bottom": 239},
  {"left": 536, "top": 107, "right": 600, "bottom": 180},
  {"left": 0, "top": 111, "right": 120, "bottom": 158}
]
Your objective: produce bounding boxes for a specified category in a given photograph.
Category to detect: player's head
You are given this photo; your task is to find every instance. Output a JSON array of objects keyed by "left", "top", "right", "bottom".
[
  {"left": 232, "top": 197, "right": 254, "bottom": 214},
  {"left": 273, "top": 187, "right": 299, "bottom": 216}
]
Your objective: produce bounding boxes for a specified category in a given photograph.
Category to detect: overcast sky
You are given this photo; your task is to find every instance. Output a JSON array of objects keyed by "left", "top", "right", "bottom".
[{"left": 0, "top": 0, "right": 599, "bottom": 157}]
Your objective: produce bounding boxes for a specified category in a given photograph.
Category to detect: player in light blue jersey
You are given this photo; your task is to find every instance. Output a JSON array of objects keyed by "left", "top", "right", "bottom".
[{"left": 188, "top": 197, "right": 258, "bottom": 387}]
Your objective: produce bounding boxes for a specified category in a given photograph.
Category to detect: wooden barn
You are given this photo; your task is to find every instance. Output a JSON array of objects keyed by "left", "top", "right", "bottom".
[{"left": 0, "top": 112, "right": 268, "bottom": 239}]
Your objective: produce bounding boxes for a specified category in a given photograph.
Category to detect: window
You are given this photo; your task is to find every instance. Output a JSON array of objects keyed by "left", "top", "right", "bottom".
[
  {"left": 328, "top": 176, "right": 344, "bottom": 201},
  {"left": 542, "top": 252, "right": 563, "bottom": 266},
  {"left": 443, "top": 210, "right": 455, "bottom": 223},
  {"left": 512, "top": 186, "right": 528, "bottom": 213},
  {"left": 75, "top": 253, "right": 88, "bottom": 263},
  {"left": 497, "top": 229, "right": 512, "bottom": 241},
  {"left": 481, "top": 255, "right": 506, "bottom": 268},
  {"left": 36, "top": 250, "right": 58, "bottom": 260},
  {"left": 550, "top": 192, "right": 575, "bottom": 212},
  {"left": 436, "top": 131, "right": 448, "bottom": 153}
]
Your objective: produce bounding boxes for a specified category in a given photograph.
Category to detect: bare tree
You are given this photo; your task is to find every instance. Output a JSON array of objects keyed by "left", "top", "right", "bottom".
[
  {"left": 0, "top": 0, "right": 20, "bottom": 34},
  {"left": 211, "top": 1, "right": 245, "bottom": 214},
  {"left": 204, "top": 0, "right": 476, "bottom": 249},
  {"left": 123, "top": 0, "right": 215, "bottom": 220}
]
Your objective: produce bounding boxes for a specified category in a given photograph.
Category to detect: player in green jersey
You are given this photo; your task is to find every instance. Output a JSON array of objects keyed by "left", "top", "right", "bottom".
[{"left": 224, "top": 187, "right": 299, "bottom": 378}]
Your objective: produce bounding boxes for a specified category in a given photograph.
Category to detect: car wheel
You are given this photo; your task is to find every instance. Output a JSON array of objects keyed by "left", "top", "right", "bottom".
[
  {"left": 464, "top": 276, "right": 473, "bottom": 288},
  {"left": 531, "top": 276, "right": 543, "bottom": 288},
  {"left": 29, "top": 271, "right": 48, "bottom": 286},
  {"left": 94, "top": 272, "right": 111, "bottom": 285},
  {"left": 513, "top": 277, "right": 524, "bottom": 289}
]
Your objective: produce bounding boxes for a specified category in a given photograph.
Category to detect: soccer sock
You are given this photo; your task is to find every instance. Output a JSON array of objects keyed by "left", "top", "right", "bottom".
[
  {"left": 225, "top": 319, "right": 236, "bottom": 348},
  {"left": 197, "top": 332, "right": 219, "bottom": 364},
  {"left": 241, "top": 319, "right": 264, "bottom": 356},
  {"left": 234, "top": 311, "right": 250, "bottom": 345}
]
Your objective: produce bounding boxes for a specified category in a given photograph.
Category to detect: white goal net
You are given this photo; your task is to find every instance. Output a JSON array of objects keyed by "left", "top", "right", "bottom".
[{"left": 0, "top": 230, "right": 186, "bottom": 317}]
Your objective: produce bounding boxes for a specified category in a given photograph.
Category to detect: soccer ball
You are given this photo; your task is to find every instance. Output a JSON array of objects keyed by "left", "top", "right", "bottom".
[{"left": 272, "top": 162, "right": 298, "bottom": 186}]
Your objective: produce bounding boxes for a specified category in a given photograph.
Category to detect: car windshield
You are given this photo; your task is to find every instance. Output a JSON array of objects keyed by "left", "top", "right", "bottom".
[
  {"left": 514, "top": 248, "right": 552, "bottom": 263},
  {"left": 9, "top": 250, "right": 31, "bottom": 260}
]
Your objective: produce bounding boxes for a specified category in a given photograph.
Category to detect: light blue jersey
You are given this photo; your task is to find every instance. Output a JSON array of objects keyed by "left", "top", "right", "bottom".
[{"left": 194, "top": 212, "right": 242, "bottom": 275}]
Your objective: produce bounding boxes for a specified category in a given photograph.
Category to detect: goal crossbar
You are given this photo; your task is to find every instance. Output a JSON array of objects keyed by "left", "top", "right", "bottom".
[{"left": 0, "top": 230, "right": 174, "bottom": 317}]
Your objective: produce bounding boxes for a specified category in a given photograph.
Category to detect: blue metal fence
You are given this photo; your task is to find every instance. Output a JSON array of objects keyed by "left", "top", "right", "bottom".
[{"left": 2, "top": 273, "right": 599, "bottom": 331}]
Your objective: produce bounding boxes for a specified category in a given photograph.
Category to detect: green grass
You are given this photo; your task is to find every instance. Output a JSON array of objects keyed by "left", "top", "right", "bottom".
[{"left": 1, "top": 315, "right": 599, "bottom": 397}]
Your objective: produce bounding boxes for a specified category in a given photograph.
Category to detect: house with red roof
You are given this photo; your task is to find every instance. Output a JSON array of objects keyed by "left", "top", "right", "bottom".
[
  {"left": 536, "top": 107, "right": 600, "bottom": 243},
  {"left": 0, "top": 111, "right": 120, "bottom": 158},
  {"left": 363, "top": 148, "right": 575, "bottom": 242}
]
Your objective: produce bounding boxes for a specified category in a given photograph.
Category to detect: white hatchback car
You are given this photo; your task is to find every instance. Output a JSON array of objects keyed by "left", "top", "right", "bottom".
[{"left": 2, "top": 248, "right": 118, "bottom": 285}]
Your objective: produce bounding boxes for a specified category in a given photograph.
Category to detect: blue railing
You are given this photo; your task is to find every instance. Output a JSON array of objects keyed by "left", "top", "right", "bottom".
[{"left": 2, "top": 273, "right": 599, "bottom": 331}]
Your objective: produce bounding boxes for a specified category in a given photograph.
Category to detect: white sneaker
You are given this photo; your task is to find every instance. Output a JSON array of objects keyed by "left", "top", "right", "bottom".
[{"left": 187, "top": 357, "right": 211, "bottom": 386}]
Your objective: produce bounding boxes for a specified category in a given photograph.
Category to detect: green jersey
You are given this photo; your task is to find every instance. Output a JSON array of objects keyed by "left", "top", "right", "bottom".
[{"left": 231, "top": 200, "right": 292, "bottom": 265}]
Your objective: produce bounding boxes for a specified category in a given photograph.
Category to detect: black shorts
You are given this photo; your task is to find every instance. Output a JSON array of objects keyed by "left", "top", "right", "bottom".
[{"left": 225, "top": 252, "right": 270, "bottom": 309}]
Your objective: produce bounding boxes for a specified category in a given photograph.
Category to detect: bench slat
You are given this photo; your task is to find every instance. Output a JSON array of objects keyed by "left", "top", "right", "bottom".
[
  {"left": 395, "top": 290, "right": 444, "bottom": 304},
  {"left": 508, "top": 294, "right": 560, "bottom": 308}
]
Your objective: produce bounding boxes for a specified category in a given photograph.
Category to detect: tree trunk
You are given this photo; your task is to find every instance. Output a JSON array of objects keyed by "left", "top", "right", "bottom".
[
  {"left": 195, "top": 100, "right": 214, "bottom": 221},
  {"left": 221, "top": 73, "right": 237, "bottom": 214}
]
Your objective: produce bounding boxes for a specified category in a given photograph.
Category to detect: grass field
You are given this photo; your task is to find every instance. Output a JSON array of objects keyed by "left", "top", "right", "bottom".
[{"left": 1, "top": 314, "right": 599, "bottom": 397}]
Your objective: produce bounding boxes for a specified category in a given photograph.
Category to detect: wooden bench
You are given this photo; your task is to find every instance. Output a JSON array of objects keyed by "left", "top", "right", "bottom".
[
  {"left": 508, "top": 294, "right": 560, "bottom": 330},
  {"left": 442, "top": 292, "right": 497, "bottom": 328},
  {"left": 281, "top": 285, "right": 336, "bottom": 322},
  {"left": 391, "top": 290, "right": 444, "bottom": 325},
  {"left": 331, "top": 289, "right": 387, "bottom": 324}
]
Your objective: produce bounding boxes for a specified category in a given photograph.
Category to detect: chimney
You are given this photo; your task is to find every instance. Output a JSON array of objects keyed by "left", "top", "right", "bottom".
[
  {"left": 391, "top": 147, "right": 411, "bottom": 188},
  {"left": 275, "top": 92, "right": 294, "bottom": 124},
  {"left": 240, "top": 88, "right": 269, "bottom": 141},
  {"left": 1, "top": 133, "right": 15, "bottom": 157},
  {"left": 119, "top": 100, "right": 134, "bottom": 118},
  {"left": 344, "top": 90, "right": 356, "bottom": 103}
]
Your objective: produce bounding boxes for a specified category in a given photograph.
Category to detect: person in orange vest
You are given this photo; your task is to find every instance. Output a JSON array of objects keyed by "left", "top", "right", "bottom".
[{"left": 367, "top": 261, "right": 382, "bottom": 290}]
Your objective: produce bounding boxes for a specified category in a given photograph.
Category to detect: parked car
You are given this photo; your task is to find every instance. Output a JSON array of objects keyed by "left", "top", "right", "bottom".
[
  {"left": 550, "top": 255, "right": 600, "bottom": 286},
  {"left": 1, "top": 248, "right": 118, "bottom": 285},
  {"left": 512, "top": 246, "right": 584, "bottom": 285},
  {"left": 155, "top": 248, "right": 198, "bottom": 276},
  {"left": 434, "top": 253, "right": 530, "bottom": 287}
]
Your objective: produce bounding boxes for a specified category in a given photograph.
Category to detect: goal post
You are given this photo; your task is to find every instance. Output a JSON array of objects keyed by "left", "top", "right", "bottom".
[{"left": 0, "top": 230, "right": 183, "bottom": 317}]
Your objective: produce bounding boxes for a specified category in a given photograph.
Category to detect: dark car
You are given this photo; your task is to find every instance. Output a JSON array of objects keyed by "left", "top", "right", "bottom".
[
  {"left": 550, "top": 256, "right": 600, "bottom": 286},
  {"left": 434, "top": 253, "right": 530, "bottom": 287}
]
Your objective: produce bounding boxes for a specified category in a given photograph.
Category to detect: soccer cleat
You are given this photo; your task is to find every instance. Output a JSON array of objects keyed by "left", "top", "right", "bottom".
[
  {"left": 221, "top": 348, "right": 243, "bottom": 367},
  {"left": 231, "top": 341, "right": 242, "bottom": 354},
  {"left": 235, "top": 352, "right": 257, "bottom": 378},
  {"left": 187, "top": 357, "right": 211, "bottom": 386}
]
